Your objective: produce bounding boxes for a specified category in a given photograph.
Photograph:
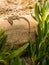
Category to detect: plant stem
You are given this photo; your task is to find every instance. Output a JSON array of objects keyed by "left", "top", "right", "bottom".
[
  {"left": 31, "top": 58, "right": 35, "bottom": 65},
  {"left": 39, "top": 32, "right": 48, "bottom": 48}
]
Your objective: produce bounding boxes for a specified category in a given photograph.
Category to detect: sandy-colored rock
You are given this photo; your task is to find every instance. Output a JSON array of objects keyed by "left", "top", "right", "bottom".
[
  {"left": 0, "top": 0, "right": 38, "bottom": 45},
  {"left": 0, "top": 14, "right": 37, "bottom": 45}
]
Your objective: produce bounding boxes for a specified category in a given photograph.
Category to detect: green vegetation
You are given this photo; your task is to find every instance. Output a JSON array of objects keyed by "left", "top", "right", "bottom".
[
  {"left": 0, "top": 0, "right": 49, "bottom": 65},
  {"left": 28, "top": 0, "right": 49, "bottom": 65},
  {"left": 0, "top": 29, "right": 28, "bottom": 65}
]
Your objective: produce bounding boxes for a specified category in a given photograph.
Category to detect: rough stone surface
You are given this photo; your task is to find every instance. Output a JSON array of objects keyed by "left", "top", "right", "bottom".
[{"left": 0, "top": 0, "right": 38, "bottom": 45}]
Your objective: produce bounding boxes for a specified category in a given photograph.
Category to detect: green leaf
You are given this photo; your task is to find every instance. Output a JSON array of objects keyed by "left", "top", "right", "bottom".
[
  {"left": 14, "top": 57, "right": 21, "bottom": 65},
  {"left": 10, "top": 59, "right": 14, "bottom": 65},
  {"left": 0, "top": 34, "right": 7, "bottom": 52},
  {"left": 46, "top": 2, "right": 49, "bottom": 13},
  {"left": 10, "top": 43, "right": 29, "bottom": 59},
  {"left": 28, "top": 42, "right": 33, "bottom": 58},
  {"left": 43, "top": 0, "right": 46, "bottom": 7},
  {"left": 41, "top": 0, "right": 47, "bottom": 21},
  {"left": 28, "top": 41, "right": 36, "bottom": 58},
  {"left": 47, "top": 22, "right": 49, "bottom": 32},
  {"left": 10, "top": 57, "right": 21, "bottom": 65},
  {"left": 0, "top": 59, "right": 7, "bottom": 65},
  {"left": 38, "top": 24, "right": 42, "bottom": 41},
  {"left": 43, "top": 21, "right": 47, "bottom": 36},
  {"left": 35, "top": 3, "right": 40, "bottom": 22},
  {"left": 46, "top": 15, "right": 49, "bottom": 22},
  {"left": 32, "top": 44, "right": 36, "bottom": 57},
  {"left": 39, "top": 1, "right": 42, "bottom": 13},
  {"left": 0, "top": 29, "right": 4, "bottom": 37},
  {"left": 21, "top": 59, "right": 26, "bottom": 65}
]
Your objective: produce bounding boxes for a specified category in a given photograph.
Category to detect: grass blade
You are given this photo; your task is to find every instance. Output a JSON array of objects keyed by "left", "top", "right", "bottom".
[
  {"left": 35, "top": 3, "right": 40, "bottom": 22},
  {"left": 10, "top": 43, "right": 29, "bottom": 59}
]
